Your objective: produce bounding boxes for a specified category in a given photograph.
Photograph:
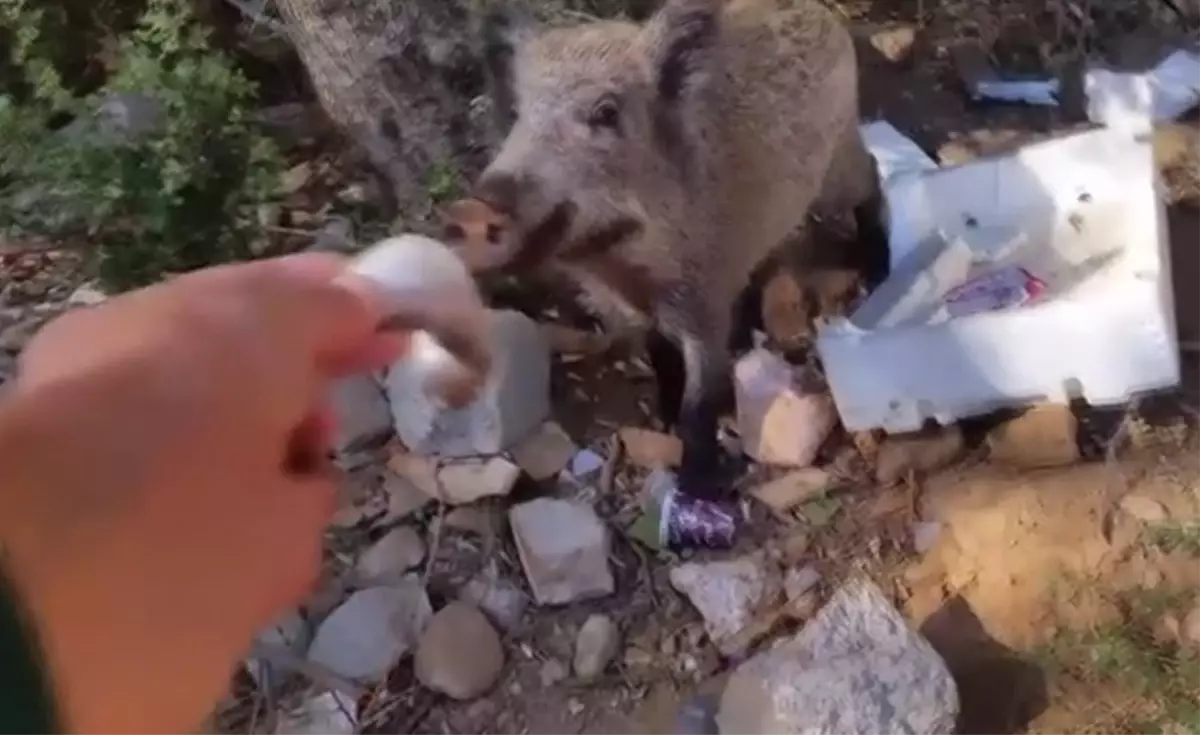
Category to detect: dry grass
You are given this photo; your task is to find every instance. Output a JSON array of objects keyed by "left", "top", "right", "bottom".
[{"left": 1034, "top": 580, "right": 1200, "bottom": 734}]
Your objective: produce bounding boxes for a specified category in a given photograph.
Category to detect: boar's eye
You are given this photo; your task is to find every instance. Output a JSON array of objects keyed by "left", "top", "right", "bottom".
[{"left": 586, "top": 94, "right": 621, "bottom": 132}]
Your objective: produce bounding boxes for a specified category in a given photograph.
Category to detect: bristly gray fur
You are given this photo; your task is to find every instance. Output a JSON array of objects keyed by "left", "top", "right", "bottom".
[{"left": 462, "top": 0, "right": 884, "bottom": 499}]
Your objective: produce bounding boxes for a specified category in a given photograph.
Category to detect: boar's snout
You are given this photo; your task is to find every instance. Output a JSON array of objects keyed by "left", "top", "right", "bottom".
[
  {"left": 442, "top": 167, "right": 575, "bottom": 273},
  {"left": 440, "top": 195, "right": 515, "bottom": 273}
]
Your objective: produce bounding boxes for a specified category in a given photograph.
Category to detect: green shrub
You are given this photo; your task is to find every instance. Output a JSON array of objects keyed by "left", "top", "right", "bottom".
[{"left": 0, "top": 0, "right": 283, "bottom": 292}]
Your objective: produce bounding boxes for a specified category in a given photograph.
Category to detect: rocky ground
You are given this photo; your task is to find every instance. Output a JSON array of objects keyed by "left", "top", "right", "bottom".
[{"left": 2, "top": 1, "right": 1199, "bottom": 733}]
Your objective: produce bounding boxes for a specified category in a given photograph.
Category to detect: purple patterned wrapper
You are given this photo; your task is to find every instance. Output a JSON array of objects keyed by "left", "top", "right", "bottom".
[{"left": 659, "top": 489, "right": 742, "bottom": 550}]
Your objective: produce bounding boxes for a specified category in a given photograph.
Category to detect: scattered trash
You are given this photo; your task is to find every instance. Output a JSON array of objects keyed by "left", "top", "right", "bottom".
[
  {"left": 436, "top": 457, "right": 522, "bottom": 505},
  {"left": 820, "top": 127, "right": 1179, "bottom": 433},
  {"left": 619, "top": 427, "right": 684, "bottom": 469},
  {"left": 951, "top": 43, "right": 1060, "bottom": 107},
  {"left": 347, "top": 235, "right": 491, "bottom": 408},
  {"left": 573, "top": 614, "right": 620, "bottom": 681},
  {"left": 568, "top": 447, "right": 606, "bottom": 479},
  {"left": 669, "top": 552, "right": 783, "bottom": 656},
  {"left": 642, "top": 470, "right": 743, "bottom": 550},
  {"left": 972, "top": 78, "right": 1061, "bottom": 107},
  {"left": 719, "top": 579, "right": 958, "bottom": 734},
  {"left": 734, "top": 348, "right": 836, "bottom": 468},
  {"left": 414, "top": 602, "right": 504, "bottom": 700},
  {"left": 875, "top": 425, "right": 965, "bottom": 485},
  {"left": 987, "top": 404, "right": 1080, "bottom": 468},
  {"left": 1086, "top": 48, "right": 1200, "bottom": 131},
  {"left": 858, "top": 119, "right": 942, "bottom": 269},
  {"left": 509, "top": 498, "right": 614, "bottom": 605},
  {"left": 307, "top": 579, "right": 432, "bottom": 683},
  {"left": 387, "top": 309, "right": 550, "bottom": 457},
  {"left": 751, "top": 468, "right": 837, "bottom": 513},
  {"left": 511, "top": 421, "right": 578, "bottom": 481},
  {"left": 942, "top": 265, "right": 1045, "bottom": 318}
]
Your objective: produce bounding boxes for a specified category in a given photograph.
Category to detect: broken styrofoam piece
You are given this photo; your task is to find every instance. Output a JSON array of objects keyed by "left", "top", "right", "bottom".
[
  {"left": 1086, "top": 48, "right": 1200, "bottom": 132},
  {"left": 344, "top": 234, "right": 491, "bottom": 408},
  {"left": 859, "top": 121, "right": 940, "bottom": 269},
  {"left": 387, "top": 310, "right": 551, "bottom": 457},
  {"left": 818, "top": 126, "right": 1179, "bottom": 433},
  {"left": 859, "top": 120, "right": 939, "bottom": 185},
  {"left": 970, "top": 78, "right": 1061, "bottom": 107}
]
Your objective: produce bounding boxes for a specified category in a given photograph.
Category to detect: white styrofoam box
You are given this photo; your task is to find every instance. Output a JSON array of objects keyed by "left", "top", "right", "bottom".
[{"left": 817, "top": 126, "right": 1180, "bottom": 433}]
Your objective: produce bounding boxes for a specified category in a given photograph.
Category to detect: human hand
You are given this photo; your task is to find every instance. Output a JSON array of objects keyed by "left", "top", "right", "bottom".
[{"left": 0, "top": 253, "right": 406, "bottom": 733}]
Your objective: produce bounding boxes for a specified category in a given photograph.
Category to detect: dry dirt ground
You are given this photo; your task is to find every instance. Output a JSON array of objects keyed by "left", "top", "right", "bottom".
[{"left": 382, "top": 3, "right": 1200, "bottom": 734}]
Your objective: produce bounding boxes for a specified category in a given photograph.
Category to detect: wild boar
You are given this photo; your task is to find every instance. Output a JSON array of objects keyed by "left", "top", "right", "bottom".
[{"left": 443, "top": 0, "right": 886, "bottom": 500}]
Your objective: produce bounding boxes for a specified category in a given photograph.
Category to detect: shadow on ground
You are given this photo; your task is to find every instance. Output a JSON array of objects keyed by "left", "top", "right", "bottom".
[{"left": 920, "top": 596, "right": 1050, "bottom": 734}]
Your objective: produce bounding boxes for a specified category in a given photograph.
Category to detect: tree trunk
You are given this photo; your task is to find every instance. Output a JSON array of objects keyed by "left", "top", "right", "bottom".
[
  {"left": 274, "top": 0, "right": 653, "bottom": 223},
  {"left": 274, "top": 0, "right": 491, "bottom": 222}
]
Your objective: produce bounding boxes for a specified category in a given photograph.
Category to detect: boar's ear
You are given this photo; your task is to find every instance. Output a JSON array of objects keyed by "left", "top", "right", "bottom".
[
  {"left": 643, "top": 0, "right": 721, "bottom": 166},
  {"left": 481, "top": 6, "right": 536, "bottom": 134}
]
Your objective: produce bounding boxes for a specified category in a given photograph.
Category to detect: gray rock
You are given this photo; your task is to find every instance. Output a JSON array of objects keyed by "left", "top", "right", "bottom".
[
  {"left": 460, "top": 562, "right": 529, "bottom": 631},
  {"left": 669, "top": 552, "right": 782, "bottom": 655},
  {"left": 274, "top": 690, "right": 357, "bottom": 735},
  {"left": 717, "top": 579, "right": 959, "bottom": 735},
  {"left": 511, "top": 421, "right": 578, "bottom": 481},
  {"left": 675, "top": 694, "right": 721, "bottom": 735},
  {"left": 246, "top": 609, "right": 312, "bottom": 690},
  {"left": 414, "top": 602, "right": 504, "bottom": 700},
  {"left": 355, "top": 526, "right": 426, "bottom": 585},
  {"left": 307, "top": 579, "right": 432, "bottom": 683},
  {"left": 387, "top": 310, "right": 550, "bottom": 457},
  {"left": 509, "top": 498, "right": 614, "bottom": 606},
  {"left": 380, "top": 471, "right": 434, "bottom": 523},
  {"left": 328, "top": 374, "right": 392, "bottom": 452},
  {"left": 540, "top": 658, "right": 568, "bottom": 687},
  {"left": 311, "top": 217, "right": 356, "bottom": 253},
  {"left": 66, "top": 282, "right": 107, "bottom": 307},
  {"left": 60, "top": 92, "right": 162, "bottom": 144},
  {"left": 436, "top": 457, "right": 522, "bottom": 504},
  {"left": 573, "top": 614, "right": 619, "bottom": 681}
]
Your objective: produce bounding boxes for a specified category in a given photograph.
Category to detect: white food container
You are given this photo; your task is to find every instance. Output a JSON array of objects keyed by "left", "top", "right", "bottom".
[{"left": 817, "top": 126, "right": 1180, "bottom": 433}]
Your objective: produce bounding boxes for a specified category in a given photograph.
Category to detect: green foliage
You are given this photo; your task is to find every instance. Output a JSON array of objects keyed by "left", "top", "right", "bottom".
[
  {"left": 0, "top": 0, "right": 283, "bottom": 292},
  {"left": 424, "top": 160, "right": 460, "bottom": 204}
]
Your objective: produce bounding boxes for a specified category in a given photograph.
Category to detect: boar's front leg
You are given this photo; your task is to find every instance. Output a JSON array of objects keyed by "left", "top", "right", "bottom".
[{"left": 657, "top": 291, "right": 739, "bottom": 502}]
